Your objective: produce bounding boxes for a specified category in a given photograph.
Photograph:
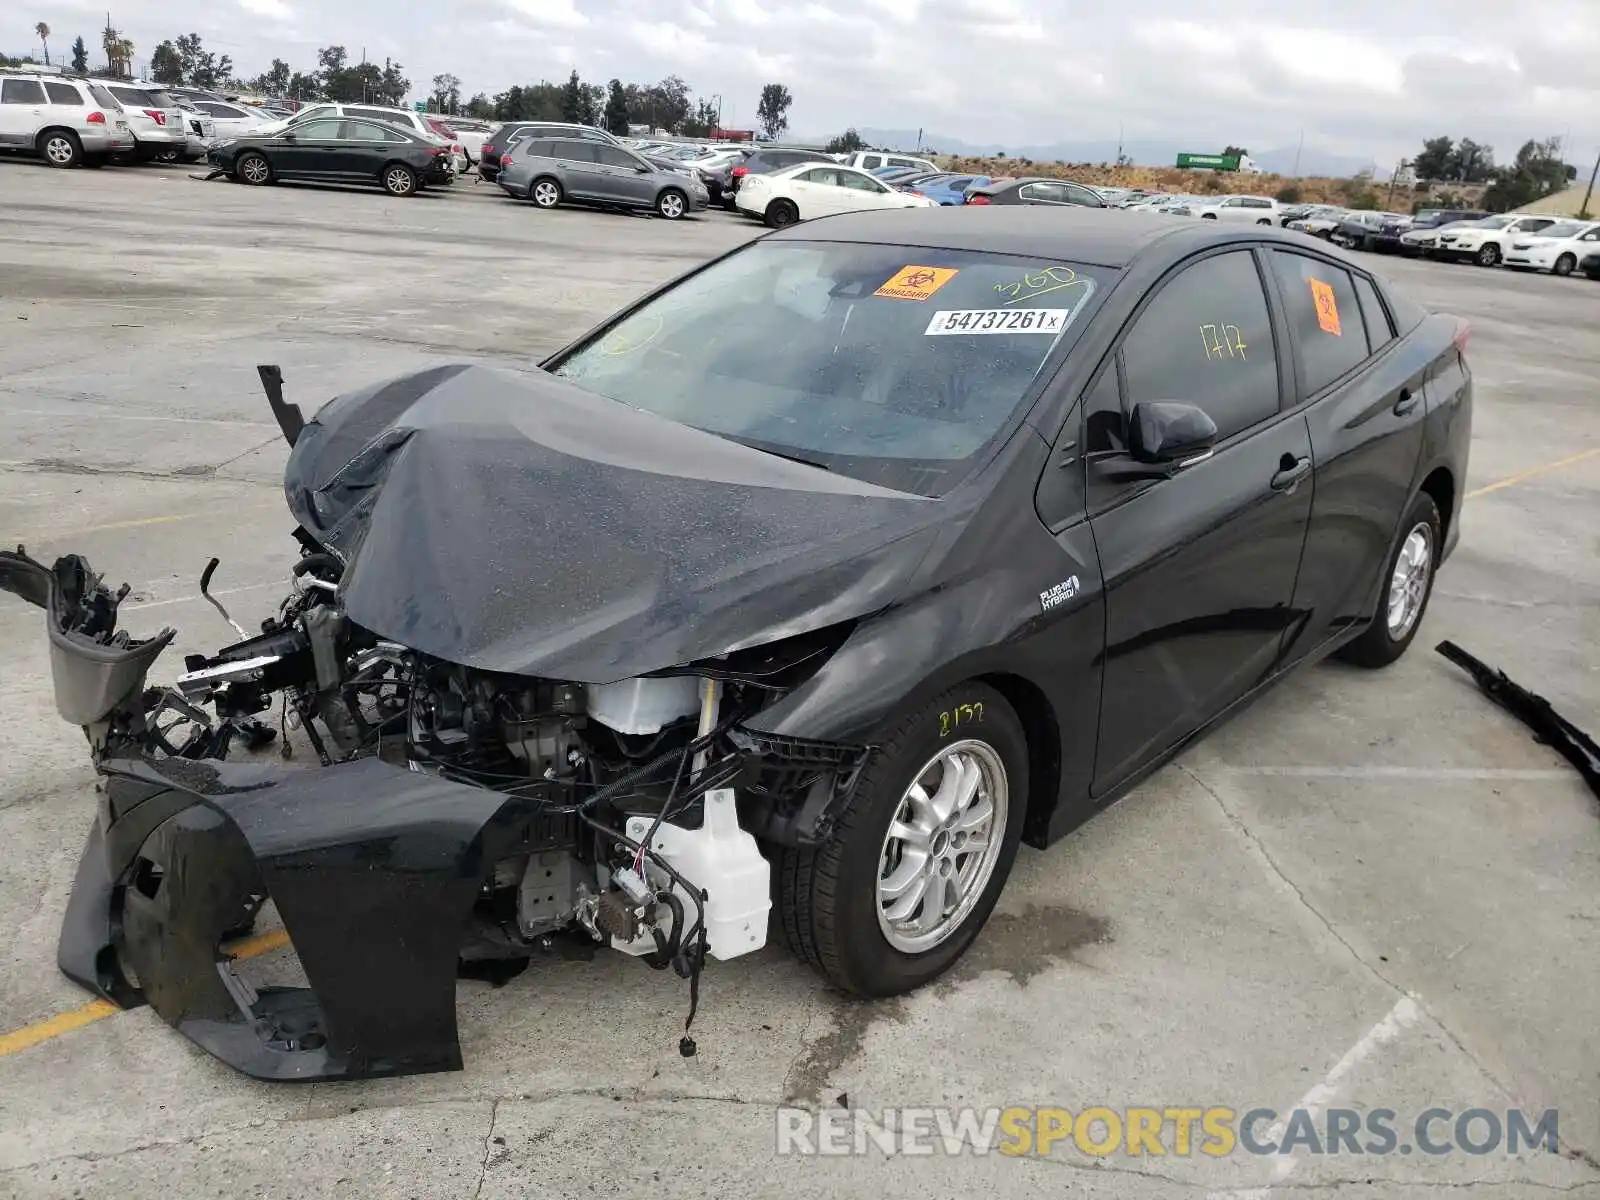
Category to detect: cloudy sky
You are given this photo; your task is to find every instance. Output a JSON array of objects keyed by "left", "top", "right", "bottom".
[{"left": 14, "top": 0, "right": 1600, "bottom": 168}]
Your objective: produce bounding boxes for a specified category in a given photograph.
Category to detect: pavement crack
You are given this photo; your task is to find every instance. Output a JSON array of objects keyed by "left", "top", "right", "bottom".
[{"left": 470, "top": 1097, "right": 499, "bottom": 1200}]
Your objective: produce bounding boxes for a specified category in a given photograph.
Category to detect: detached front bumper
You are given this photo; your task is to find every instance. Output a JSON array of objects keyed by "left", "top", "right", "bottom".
[{"left": 66, "top": 755, "right": 538, "bottom": 1081}]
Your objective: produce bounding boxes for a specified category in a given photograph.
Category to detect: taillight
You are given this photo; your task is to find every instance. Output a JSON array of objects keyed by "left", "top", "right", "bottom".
[
  {"left": 967, "top": 194, "right": 991, "bottom": 205},
  {"left": 428, "top": 146, "right": 447, "bottom": 156},
  {"left": 1453, "top": 319, "right": 1472, "bottom": 352},
  {"left": 144, "top": 109, "right": 166, "bottom": 125},
  {"left": 731, "top": 165, "right": 749, "bottom": 177},
  {"left": 86, "top": 111, "right": 106, "bottom": 125}
]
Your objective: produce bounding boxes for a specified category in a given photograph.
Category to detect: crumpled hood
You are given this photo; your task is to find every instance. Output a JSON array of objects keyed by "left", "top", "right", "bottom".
[{"left": 284, "top": 364, "right": 949, "bottom": 682}]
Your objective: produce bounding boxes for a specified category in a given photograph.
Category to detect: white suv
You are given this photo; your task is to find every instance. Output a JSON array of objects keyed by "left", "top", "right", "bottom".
[
  {"left": 1434, "top": 213, "right": 1561, "bottom": 267},
  {"left": 0, "top": 72, "right": 134, "bottom": 167},
  {"left": 1197, "top": 195, "right": 1281, "bottom": 224},
  {"left": 88, "top": 78, "right": 187, "bottom": 161}
]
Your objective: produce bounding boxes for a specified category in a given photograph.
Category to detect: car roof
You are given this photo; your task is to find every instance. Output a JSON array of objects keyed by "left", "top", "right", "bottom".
[{"left": 766, "top": 205, "right": 1356, "bottom": 270}]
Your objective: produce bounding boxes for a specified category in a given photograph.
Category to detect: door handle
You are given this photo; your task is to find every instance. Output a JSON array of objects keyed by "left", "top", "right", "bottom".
[
  {"left": 1392, "top": 387, "right": 1419, "bottom": 416},
  {"left": 1270, "top": 455, "right": 1312, "bottom": 492}
]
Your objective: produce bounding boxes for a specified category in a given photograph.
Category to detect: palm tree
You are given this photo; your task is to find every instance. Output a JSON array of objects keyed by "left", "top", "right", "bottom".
[{"left": 34, "top": 21, "right": 50, "bottom": 65}]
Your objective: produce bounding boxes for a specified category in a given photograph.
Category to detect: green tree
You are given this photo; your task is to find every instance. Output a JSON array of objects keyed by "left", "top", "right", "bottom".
[
  {"left": 465, "top": 92, "right": 492, "bottom": 118},
  {"left": 603, "top": 79, "right": 629, "bottom": 135},
  {"left": 430, "top": 73, "right": 461, "bottom": 113},
  {"left": 287, "top": 70, "right": 321, "bottom": 101},
  {"left": 251, "top": 58, "right": 291, "bottom": 97},
  {"left": 150, "top": 40, "right": 183, "bottom": 85},
  {"left": 174, "top": 33, "right": 230, "bottom": 88},
  {"left": 825, "top": 128, "right": 865, "bottom": 154},
  {"left": 101, "top": 20, "right": 133, "bottom": 77},
  {"left": 377, "top": 59, "right": 407, "bottom": 106},
  {"left": 34, "top": 22, "right": 50, "bottom": 64},
  {"left": 1481, "top": 137, "right": 1570, "bottom": 211},
  {"left": 681, "top": 97, "right": 719, "bottom": 137},
  {"left": 560, "top": 69, "right": 586, "bottom": 123},
  {"left": 1448, "top": 138, "right": 1494, "bottom": 183},
  {"left": 1413, "top": 135, "right": 1454, "bottom": 180},
  {"left": 756, "top": 82, "right": 791, "bottom": 140},
  {"left": 1222, "top": 144, "right": 1249, "bottom": 158},
  {"left": 70, "top": 35, "right": 88, "bottom": 73},
  {"left": 650, "top": 75, "right": 690, "bottom": 133}
]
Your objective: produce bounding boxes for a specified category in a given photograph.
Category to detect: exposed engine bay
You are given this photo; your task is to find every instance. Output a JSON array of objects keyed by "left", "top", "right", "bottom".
[{"left": 0, "top": 363, "right": 884, "bottom": 1081}]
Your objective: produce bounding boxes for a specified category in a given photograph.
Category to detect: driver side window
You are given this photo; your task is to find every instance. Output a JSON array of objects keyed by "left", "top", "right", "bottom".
[{"left": 1101, "top": 250, "right": 1280, "bottom": 449}]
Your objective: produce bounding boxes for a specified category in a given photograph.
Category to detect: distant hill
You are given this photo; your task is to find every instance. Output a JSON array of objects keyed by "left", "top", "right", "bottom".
[{"left": 841, "top": 127, "right": 1374, "bottom": 179}]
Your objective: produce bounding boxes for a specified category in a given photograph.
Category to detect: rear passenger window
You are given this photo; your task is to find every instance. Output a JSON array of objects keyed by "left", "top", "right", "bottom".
[
  {"left": 87, "top": 84, "right": 122, "bottom": 109},
  {"left": 2, "top": 79, "right": 48, "bottom": 104},
  {"left": 1352, "top": 274, "right": 1393, "bottom": 349},
  {"left": 1120, "top": 250, "right": 1280, "bottom": 442},
  {"left": 45, "top": 82, "right": 84, "bottom": 105},
  {"left": 1268, "top": 251, "right": 1368, "bottom": 394}
]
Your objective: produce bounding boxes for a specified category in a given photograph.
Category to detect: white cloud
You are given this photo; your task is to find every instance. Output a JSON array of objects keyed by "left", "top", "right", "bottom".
[
  {"left": 23, "top": 0, "right": 1599, "bottom": 171},
  {"left": 238, "top": 0, "right": 292, "bottom": 19}
]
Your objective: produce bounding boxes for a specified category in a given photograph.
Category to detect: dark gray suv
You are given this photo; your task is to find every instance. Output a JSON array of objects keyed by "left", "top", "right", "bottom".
[{"left": 497, "top": 136, "right": 709, "bottom": 220}]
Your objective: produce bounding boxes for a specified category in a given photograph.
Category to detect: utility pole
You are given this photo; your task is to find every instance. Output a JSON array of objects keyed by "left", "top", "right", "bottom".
[
  {"left": 1116, "top": 122, "right": 1123, "bottom": 164},
  {"left": 1386, "top": 158, "right": 1408, "bottom": 208},
  {"left": 1292, "top": 127, "right": 1304, "bottom": 177},
  {"left": 1581, "top": 148, "right": 1599, "bottom": 218}
]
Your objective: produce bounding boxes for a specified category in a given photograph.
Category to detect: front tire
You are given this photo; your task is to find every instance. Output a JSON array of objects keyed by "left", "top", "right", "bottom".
[
  {"left": 764, "top": 198, "right": 799, "bottom": 228},
  {"left": 39, "top": 130, "right": 82, "bottom": 168},
  {"left": 235, "top": 152, "right": 272, "bottom": 185},
  {"left": 1337, "top": 492, "right": 1442, "bottom": 668},
  {"left": 776, "top": 682, "right": 1027, "bottom": 997}
]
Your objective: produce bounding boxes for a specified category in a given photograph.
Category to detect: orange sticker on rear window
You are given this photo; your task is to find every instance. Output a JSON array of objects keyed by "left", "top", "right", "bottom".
[
  {"left": 875, "top": 266, "right": 958, "bottom": 301},
  {"left": 1309, "top": 277, "right": 1342, "bottom": 335}
]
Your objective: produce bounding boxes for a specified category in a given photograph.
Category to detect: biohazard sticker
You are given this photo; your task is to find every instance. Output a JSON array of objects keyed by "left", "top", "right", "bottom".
[
  {"left": 1309, "top": 277, "right": 1342, "bottom": 336},
  {"left": 874, "top": 265, "right": 958, "bottom": 301}
]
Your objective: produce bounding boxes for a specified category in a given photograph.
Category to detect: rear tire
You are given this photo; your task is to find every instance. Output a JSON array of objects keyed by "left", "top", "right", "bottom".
[
  {"left": 775, "top": 682, "right": 1027, "bottom": 997},
  {"left": 235, "top": 152, "right": 272, "bottom": 186},
  {"left": 764, "top": 198, "right": 799, "bottom": 228},
  {"left": 656, "top": 188, "right": 687, "bottom": 220},
  {"left": 382, "top": 163, "right": 418, "bottom": 197},
  {"left": 530, "top": 177, "right": 562, "bottom": 208},
  {"left": 1553, "top": 253, "right": 1577, "bottom": 277},
  {"left": 1476, "top": 243, "right": 1501, "bottom": 267},
  {"left": 39, "top": 130, "right": 82, "bottom": 168},
  {"left": 1337, "top": 492, "right": 1442, "bottom": 669}
]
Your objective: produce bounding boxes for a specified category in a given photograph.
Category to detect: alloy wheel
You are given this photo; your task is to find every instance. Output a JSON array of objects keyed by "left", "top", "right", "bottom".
[
  {"left": 875, "top": 739, "right": 1008, "bottom": 955},
  {"left": 1386, "top": 523, "right": 1433, "bottom": 639},
  {"left": 45, "top": 136, "right": 76, "bottom": 166},
  {"left": 385, "top": 167, "right": 415, "bottom": 196},
  {"left": 238, "top": 155, "right": 269, "bottom": 184},
  {"left": 658, "top": 192, "right": 685, "bottom": 219},
  {"left": 532, "top": 181, "right": 560, "bottom": 208}
]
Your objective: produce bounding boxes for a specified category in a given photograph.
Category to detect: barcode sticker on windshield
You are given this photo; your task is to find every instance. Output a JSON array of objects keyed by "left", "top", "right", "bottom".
[{"left": 925, "top": 308, "right": 1068, "bottom": 336}]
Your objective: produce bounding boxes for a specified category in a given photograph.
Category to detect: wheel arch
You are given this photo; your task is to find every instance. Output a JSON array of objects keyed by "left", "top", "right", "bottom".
[
  {"left": 35, "top": 125, "right": 82, "bottom": 151},
  {"left": 1418, "top": 464, "right": 1455, "bottom": 558},
  {"left": 974, "top": 671, "right": 1062, "bottom": 849}
]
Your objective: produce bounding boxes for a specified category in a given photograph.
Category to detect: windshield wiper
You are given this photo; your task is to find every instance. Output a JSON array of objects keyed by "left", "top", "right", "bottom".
[{"left": 720, "top": 436, "right": 833, "bottom": 472}]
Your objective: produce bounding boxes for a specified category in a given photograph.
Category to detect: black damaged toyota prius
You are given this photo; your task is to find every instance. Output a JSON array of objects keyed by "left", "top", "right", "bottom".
[{"left": 0, "top": 207, "right": 1470, "bottom": 1081}]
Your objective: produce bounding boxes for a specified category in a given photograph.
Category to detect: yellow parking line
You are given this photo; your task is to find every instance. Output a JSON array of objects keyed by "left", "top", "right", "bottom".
[
  {"left": 0, "top": 999, "right": 119, "bottom": 1056},
  {"left": 1466, "top": 446, "right": 1599, "bottom": 500},
  {"left": 0, "top": 929, "right": 292, "bottom": 1059}
]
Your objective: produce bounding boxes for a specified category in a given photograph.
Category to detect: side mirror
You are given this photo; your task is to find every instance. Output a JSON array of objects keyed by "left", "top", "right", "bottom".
[
  {"left": 282, "top": 130, "right": 297, "bottom": 142},
  {"left": 1128, "top": 401, "right": 1218, "bottom": 465}
]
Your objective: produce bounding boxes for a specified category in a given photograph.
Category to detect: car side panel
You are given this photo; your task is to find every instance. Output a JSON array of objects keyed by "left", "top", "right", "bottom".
[
  {"left": 1277, "top": 336, "right": 1430, "bottom": 668},
  {"left": 742, "top": 435, "right": 1106, "bottom": 848}
]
